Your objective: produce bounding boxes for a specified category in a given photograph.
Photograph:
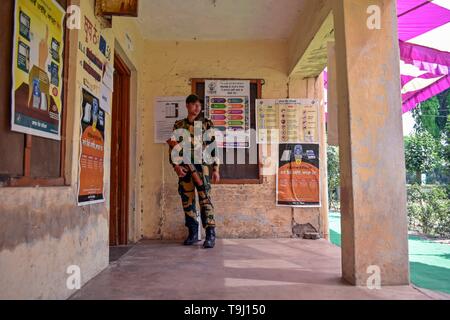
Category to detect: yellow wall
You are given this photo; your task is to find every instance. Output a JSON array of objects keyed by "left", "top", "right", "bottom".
[
  {"left": 139, "top": 40, "right": 288, "bottom": 239},
  {"left": 136, "top": 40, "right": 327, "bottom": 240}
]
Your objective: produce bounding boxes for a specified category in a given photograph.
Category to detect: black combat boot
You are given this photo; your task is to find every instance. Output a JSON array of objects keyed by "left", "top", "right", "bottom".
[
  {"left": 203, "top": 227, "right": 216, "bottom": 249},
  {"left": 183, "top": 224, "right": 199, "bottom": 246}
]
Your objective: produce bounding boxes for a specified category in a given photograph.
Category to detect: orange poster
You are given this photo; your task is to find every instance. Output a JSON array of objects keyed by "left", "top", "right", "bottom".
[
  {"left": 277, "top": 144, "right": 321, "bottom": 207},
  {"left": 78, "top": 88, "right": 106, "bottom": 206}
]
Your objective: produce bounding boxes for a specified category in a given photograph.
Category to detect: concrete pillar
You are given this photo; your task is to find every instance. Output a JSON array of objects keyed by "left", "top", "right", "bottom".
[
  {"left": 327, "top": 41, "right": 339, "bottom": 147},
  {"left": 333, "top": 0, "right": 409, "bottom": 285}
]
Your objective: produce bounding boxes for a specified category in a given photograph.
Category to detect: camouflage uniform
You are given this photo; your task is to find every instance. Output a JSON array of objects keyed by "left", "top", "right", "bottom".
[{"left": 169, "top": 117, "right": 219, "bottom": 230}]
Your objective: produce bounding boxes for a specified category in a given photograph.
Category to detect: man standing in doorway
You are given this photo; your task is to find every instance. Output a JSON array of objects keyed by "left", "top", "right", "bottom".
[{"left": 168, "top": 94, "right": 220, "bottom": 249}]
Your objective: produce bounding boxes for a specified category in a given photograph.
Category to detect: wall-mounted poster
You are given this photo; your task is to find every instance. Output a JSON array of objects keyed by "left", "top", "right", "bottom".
[
  {"left": 11, "top": 0, "right": 65, "bottom": 140},
  {"left": 276, "top": 143, "right": 321, "bottom": 207},
  {"left": 205, "top": 80, "right": 251, "bottom": 148},
  {"left": 256, "top": 99, "right": 319, "bottom": 144},
  {"left": 79, "top": 10, "right": 113, "bottom": 113},
  {"left": 78, "top": 88, "right": 106, "bottom": 206},
  {"left": 154, "top": 96, "right": 188, "bottom": 144}
]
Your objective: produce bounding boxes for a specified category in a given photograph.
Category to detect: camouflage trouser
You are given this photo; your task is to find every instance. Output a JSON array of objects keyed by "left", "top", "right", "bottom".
[{"left": 178, "top": 164, "right": 215, "bottom": 229}]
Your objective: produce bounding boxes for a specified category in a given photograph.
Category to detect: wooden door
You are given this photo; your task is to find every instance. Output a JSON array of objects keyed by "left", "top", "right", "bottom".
[{"left": 110, "top": 54, "right": 131, "bottom": 246}]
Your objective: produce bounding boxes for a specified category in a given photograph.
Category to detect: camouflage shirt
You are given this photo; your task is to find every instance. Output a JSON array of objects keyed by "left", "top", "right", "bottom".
[{"left": 168, "top": 117, "right": 220, "bottom": 171}]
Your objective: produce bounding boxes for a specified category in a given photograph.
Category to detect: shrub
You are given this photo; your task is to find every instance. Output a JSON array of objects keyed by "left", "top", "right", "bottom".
[{"left": 407, "top": 184, "right": 450, "bottom": 237}]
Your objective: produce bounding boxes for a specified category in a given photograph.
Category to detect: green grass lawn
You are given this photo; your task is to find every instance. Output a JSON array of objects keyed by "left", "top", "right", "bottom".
[{"left": 329, "top": 212, "right": 450, "bottom": 294}]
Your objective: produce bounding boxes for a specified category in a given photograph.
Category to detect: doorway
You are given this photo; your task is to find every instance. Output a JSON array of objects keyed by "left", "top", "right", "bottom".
[{"left": 110, "top": 53, "right": 131, "bottom": 246}]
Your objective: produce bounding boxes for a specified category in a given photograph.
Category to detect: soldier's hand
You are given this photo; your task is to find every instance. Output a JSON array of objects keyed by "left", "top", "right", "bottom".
[
  {"left": 212, "top": 171, "right": 220, "bottom": 184},
  {"left": 174, "top": 165, "right": 188, "bottom": 178}
]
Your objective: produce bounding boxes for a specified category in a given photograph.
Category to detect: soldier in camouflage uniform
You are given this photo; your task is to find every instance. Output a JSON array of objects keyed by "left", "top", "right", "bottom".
[{"left": 168, "top": 95, "right": 220, "bottom": 249}]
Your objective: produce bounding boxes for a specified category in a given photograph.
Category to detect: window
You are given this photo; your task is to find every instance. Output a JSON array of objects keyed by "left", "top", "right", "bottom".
[
  {"left": 0, "top": 0, "right": 68, "bottom": 187},
  {"left": 191, "top": 78, "right": 263, "bottom": 184}
]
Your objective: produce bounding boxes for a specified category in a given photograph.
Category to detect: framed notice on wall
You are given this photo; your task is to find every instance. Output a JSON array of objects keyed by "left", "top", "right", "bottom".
[
  {"left": 78, "top": 88, "right": 106, "bottom": 206},
  {"left": 276, "top": 143, "right": 321, "bottom": 208},
  {"left": 11, "top": 0, "right": 65, "bottom": 140},
  {"left": 205, "top": 80, "right": 251, "bottom": 149}
]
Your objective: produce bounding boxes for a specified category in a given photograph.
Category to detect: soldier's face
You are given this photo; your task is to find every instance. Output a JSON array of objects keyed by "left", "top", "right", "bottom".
[{"left": 187, "top": 101, "right": 202, "bottom": 118}]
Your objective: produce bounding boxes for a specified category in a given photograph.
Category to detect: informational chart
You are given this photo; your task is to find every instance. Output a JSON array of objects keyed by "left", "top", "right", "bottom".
[
  {"left": 205, "top": 80, "right": 251, "bottom": 148},
  {"left": 256, "top": 99, "right": 319, "bottom": 144}
]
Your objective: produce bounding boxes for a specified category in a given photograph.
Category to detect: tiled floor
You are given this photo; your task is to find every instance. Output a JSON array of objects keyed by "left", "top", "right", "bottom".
[{"left": 71, "top": 239, "right": 442, "bottom": 300}]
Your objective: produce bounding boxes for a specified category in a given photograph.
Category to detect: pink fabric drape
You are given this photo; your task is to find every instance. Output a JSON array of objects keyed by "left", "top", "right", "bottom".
[{"left": 398, "top": 0, "right": 450, "bottom": 113}]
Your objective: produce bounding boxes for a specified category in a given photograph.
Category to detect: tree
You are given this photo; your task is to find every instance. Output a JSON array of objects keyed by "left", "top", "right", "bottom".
[
  {"left": 327, "top": 146, "right": 340, "bottom": 209},
  {"left": 413, "top": 96, "right": 441, "bottom": 138},
  {"left": 410, "top": 89, "right": 449, "bottom": 186},
  {"left": 412, "top": 89, "right": 450, "bottom": 139},
  {"left": 404, "top": 131, "right": 440, "bottom": 183},
  {"left": 436, "top": 91, "right": 450, "bottom": 133},
  {"left": 444, "top": 117, "right": 450, "bottom": 189}
]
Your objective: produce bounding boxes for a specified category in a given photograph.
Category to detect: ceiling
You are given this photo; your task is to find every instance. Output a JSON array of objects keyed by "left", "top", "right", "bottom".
[{"left": 135, "top": 0, "right": 307, "bottom": 41}]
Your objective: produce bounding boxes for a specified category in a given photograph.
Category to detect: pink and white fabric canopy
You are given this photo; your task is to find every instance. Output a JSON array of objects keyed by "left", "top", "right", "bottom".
[{"left": 399, "top": 0, "right": 450, "bottom": 113}]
